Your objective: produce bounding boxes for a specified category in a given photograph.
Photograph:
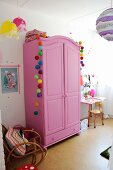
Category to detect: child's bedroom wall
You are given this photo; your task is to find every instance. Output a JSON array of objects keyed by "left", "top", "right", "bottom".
[
  {"left": 0, "top": 1, "right": 67, "bottom": 127},
  {"left": 68, "top": 12, "right": 113, "bottom": 118}
]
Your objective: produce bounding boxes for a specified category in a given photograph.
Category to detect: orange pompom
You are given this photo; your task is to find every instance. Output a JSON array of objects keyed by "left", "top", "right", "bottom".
[{"left": 38, "top": 41, "right": 43, "bottom": 46}]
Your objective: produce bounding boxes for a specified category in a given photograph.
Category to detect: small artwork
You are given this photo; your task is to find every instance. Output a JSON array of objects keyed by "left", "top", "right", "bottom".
[{"left": 1, "top": 67, "right": 18, "bottom": 93}]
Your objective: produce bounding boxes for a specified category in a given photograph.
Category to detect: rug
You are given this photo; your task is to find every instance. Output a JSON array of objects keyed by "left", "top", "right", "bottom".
[{"left": 100, "top": 146, "right": 111, "bottom": 160}]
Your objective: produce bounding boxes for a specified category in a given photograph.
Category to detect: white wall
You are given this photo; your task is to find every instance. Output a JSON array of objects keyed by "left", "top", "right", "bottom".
[
  {"left": 0, "top": 1, "right": 67, "bottom": 127},
  {"left": 68, "top": 12, "right": 113, "bottom": 117}
]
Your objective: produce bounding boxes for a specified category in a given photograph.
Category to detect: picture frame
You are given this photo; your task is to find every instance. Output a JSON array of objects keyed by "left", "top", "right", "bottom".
[{"left": 0, "top": 65, "right": 20, "bottom": 94}]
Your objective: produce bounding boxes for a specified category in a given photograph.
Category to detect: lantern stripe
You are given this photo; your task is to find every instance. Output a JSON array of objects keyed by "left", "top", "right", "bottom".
[
  {"left": 98, "top": 8, "right": 113, "bottom": 18},
  {"left": 96, "top": 20, "right": 113, "bottom": 32},
  {"left": 99, "top": 30, "right": 113, "bottom": 36},
  {"left": 103, "top": 34, "right": 113, "bottom": 41},
  {"left": 96, "top": 16, "right": 113, "bottom": 25},
  {"left": 96, "top": 8, "right": 113, "bottom": 41}
]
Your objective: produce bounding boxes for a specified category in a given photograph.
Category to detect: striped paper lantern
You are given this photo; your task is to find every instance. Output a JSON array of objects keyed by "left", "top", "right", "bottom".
[{"left": 96, "top": 8, "right": 113, "bottom": 41}]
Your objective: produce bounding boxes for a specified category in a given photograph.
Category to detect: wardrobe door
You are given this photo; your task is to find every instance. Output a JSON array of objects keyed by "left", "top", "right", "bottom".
[
  {"left": 43, "top": 42, "right": 65, "bottom": 135},
  {"left": 64, "top": 42, "right": 80, "bottom": 128}
]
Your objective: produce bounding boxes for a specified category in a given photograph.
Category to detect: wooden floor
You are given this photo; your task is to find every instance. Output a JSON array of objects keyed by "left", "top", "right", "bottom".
[{"left": 10, "top": 119, "right": 113, "bottom": 170}]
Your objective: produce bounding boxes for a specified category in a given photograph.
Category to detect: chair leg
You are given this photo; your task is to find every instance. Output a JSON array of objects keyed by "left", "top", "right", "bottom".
[
  {"left": 94, "top": 114, "right": 96, "bottom": 128},
  {"left": 32, "top": 154, "right": 36, "bottom": 165},
  {"left": 102, "top": 113, "right": 104, "bottom": 125},
  {"left": 88, "top": 111, "right": 90, "bottom": 127}
]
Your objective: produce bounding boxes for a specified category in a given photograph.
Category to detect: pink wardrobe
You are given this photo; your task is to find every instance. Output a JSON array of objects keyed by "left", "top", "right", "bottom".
[{"left": 23, "top": 35, "right": 80, "bottom": 147}]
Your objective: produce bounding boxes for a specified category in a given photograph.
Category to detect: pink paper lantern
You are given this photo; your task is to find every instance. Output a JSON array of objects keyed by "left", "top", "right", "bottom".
[{"left": 13, "top": 17, "right": 27, "bottom": 32}]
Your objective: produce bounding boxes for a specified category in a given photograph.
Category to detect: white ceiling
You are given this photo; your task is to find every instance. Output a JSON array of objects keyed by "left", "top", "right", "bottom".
[{"left": 0, "top": 0, "right": 112, "bottom": 20}]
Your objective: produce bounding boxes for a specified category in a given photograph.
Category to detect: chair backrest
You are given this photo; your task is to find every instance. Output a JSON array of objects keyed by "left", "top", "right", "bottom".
[
  {"left": 95, "top": 102, "right": 103, "bottom": 112},
  {"left": 2, "top": 124, "right": 11, "bottom": 153}
]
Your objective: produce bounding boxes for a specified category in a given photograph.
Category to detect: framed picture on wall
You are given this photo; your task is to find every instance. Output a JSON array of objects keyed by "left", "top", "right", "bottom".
[{"left": 0, "top": 65, "right": 20, "bottom": 94}]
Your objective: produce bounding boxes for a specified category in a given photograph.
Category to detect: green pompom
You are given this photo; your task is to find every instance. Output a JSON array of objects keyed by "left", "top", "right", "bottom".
[
  {"left": 34, "top": 75, "right": 39, "bottom": 79},
  {"left": 38, "top": 51, "right": 43, "bottom": 56},
  {"left": 34, "top": 111, "right": 39, "bottom": 115}
]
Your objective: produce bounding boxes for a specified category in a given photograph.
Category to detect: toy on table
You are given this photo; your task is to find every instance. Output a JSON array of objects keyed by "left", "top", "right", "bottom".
[{"left": 90, "top": 89, "right": 96, "bottom": 97}]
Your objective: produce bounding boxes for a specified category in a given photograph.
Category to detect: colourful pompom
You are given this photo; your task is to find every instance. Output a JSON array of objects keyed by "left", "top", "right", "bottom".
[
  {"left": 80, "top": 57, "right": 83, "bottom": 60},
  {"left": 35, "top": 56, "right": 39, "bottom": 60},
  {"left": 37, "top": 93, "right": 42, "bottom": 97},
  {"left": 38, "top": 60, "right": 43, "bottom": 66},
  {"left": 34, "top": 75, "right": 39, "bottom": 79},
  {"left": 34, "top": 101, "right": 39, "bottom": 107},
  {"left": 80, "top": 49, "right": 83, "bottom": 53},
  {"left": 34, "top": 111, "right": 39, "bottom": 115},
  {"left": 81, "top": 46, "right": 84, "bottom": 50},
  {"left": 38, "top": 41, "right": 43, "bottom": 46},
  {"left": 38, "top": 84, "right": 42, "bottom": 88},
  {"left": 79, "top": 41, "right": 82, "bottom": 45},
  {"left": 38, "top": 51, "right": 43, "bottom": 56},
  {"left": 38, "top": 69, "right": 43, "bottom": 74},
  {"left": 35, "top": 65, "right": 40, "bottom": 69},
  {"left": 38, "top": 46, "right": 43, "bottom": 50},
  {"left": 37, "top": 79, "right": 42, "bottom": 84},
  {"left": 80, "top": 53, "right": 84, "bottom": 57},
  {"left": 36, "top": 88, "right": 41, "bottom": 93}
]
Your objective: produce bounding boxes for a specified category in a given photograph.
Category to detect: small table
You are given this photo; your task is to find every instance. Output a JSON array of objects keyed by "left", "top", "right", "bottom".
[{"left": 81, "top": 97, "right": 106, "bottom": 127}]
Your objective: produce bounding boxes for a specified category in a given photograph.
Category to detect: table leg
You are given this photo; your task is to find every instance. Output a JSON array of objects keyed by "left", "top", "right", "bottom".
[{"left": 88, "top": 104, "right": 92, "bottom": 127}]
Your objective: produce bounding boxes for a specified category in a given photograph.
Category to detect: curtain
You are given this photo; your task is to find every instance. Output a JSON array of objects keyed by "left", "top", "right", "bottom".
[
  {"left": 68, "top": 13, "right": 113, "bottom": 116},
  {"left": 85, "top": 37, "right": 113, "bottom": 117}
]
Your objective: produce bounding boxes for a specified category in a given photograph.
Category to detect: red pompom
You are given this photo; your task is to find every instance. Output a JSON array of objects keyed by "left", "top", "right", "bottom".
[
  {"left": 80, "top": 57, "right": 83, "bottom": 60},
  {"left": 81, "top": 46, "right": 84, "bottom": 50},
  {"left": 38, "top": 84, "right": 42, "bottom": 88},
  {"left": 35, "top": 56, "right": 39, "bottom": 60}
]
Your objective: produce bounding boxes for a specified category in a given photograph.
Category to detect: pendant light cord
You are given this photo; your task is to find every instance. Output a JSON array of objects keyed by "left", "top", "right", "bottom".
[{"left": 111, "top": 0, "right": 112, "bottom": 8}]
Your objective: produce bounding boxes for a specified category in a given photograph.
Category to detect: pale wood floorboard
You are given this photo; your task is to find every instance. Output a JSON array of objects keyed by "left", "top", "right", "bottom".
[{"left": 9, "top": 118, "right": 113, "bottom": 170}]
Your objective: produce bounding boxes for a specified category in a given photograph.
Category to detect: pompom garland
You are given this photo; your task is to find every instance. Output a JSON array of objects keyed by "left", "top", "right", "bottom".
[
  {"left": 79, "top": 41, "right": 85, "bottom": 70},
  {"left": 34, "top": 31, "right": 47, "bottom": 116}
]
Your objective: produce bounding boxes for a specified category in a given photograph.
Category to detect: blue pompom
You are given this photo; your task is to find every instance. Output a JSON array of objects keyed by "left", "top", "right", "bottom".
[
  {"left": 37, "top": 93, "right": 42, "bottom": 97},
  {"left": 35, "top": 65, "right": 40, "bottom": 69},
  {"left": 38, "top": 60, "right": 43, "bottom": 66},
  {"left": 38, "top": 46, "right": 43, "bottom": 50}
]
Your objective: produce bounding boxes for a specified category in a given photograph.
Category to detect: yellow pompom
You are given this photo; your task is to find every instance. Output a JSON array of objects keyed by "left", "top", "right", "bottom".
[
  {"left": 80, "top": 53, "right": 84, "bottom": 57},
  {"left": 37, "top": 79, "right": 42, "bottom": 84},
  {"left": 79, "top": 41, "right": 82, "bottom": 45}
]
